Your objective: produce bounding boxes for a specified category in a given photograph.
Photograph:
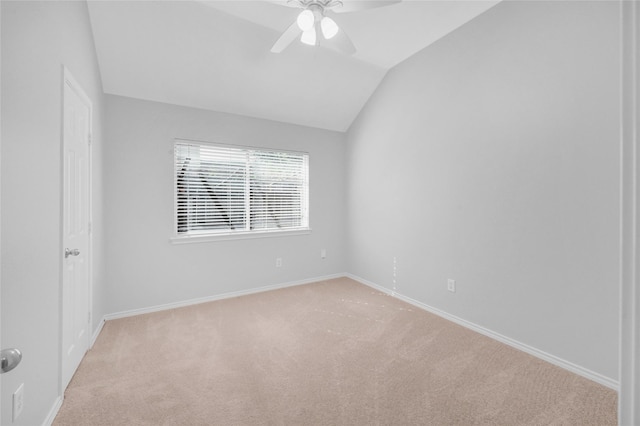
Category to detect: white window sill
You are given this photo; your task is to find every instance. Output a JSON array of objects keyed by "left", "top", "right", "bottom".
[{"left": 170, "top": 228, "right": 312, "bottom": 244}]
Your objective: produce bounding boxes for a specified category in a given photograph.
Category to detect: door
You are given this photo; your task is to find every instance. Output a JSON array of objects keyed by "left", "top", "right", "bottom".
[{"left": 61, "top": 68, "right": 91, "bottom": 390}]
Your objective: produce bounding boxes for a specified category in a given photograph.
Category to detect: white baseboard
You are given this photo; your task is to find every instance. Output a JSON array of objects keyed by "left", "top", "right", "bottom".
[
  {"left": 95, "top": 272, "right": 618, "bottom": 392},
  {"left": 90, "top": 317, "right": 106, "bottom": 348},
  {"left": 104, "top": 273, "right": 346, "bottom": 321},
  {"left": 46, "top": 319, "right": 104, "bottom": 426},
  {"left": 346, "top": 273, "right": 619, "bottom": 391},
  {"left": 42, "top": 396, "right": 63, "bottom": 426}
]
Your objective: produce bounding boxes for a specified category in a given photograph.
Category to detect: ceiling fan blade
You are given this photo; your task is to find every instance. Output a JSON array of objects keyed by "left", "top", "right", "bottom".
[
  {"left": 331, "top": 0, "right": 401, "bottom": 14},
  {"left": 328, "top": 28, "right": 356, "bottom": 55},
  {"left": 264, "top": 0, "right": 302, "bottom": 9},
  {"left": 271, "top": 21, "right": 302, "bottom": 53}
]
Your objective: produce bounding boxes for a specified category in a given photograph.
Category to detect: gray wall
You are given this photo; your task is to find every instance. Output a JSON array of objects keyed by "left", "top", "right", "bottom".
[
  {"left": 0, "top": 1, "right": 623, "bottom": 424},
  {"left": 104, "top": 95, "right": 347, "bottom": 314},
  {"left": 1, "top": 1, "right": 106, "bottom": 424},
  {"left": 346, "top": 0, "right": 620, "bottom": 381}
]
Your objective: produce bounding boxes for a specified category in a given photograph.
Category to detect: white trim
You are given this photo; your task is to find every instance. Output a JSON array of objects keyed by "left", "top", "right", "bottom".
[
  {"left": 41, "top": 396, "right": 63, "bottom": 426},
  {"left": 346, "top": 273, "right": 619, "bottom": 391},
  {"left": 173, "top": 139, "right": 310, "bottom": 241},
  {"left": 174, "top": 137, "right": 309, "bottom": 157},
  {"left": 63, "top": 67, "right": 92, "bottom": 109},
  {"left": 90, "top": 317, "right": 105, "bottom": 349},
  {"left": 104, "top": 273, "right": 346, "bottom": 321},
  {"left": 99, "top": 271, "right": 620, "bottom": 391},
  {"left": 170, "top": 228, "right": 311, "bottom": 244},
  {"left": 620, "top": 0, "right": 640, "bottom": 424},
  {"left": 59, "top": 65, "right": 93, "bottom": 395}
]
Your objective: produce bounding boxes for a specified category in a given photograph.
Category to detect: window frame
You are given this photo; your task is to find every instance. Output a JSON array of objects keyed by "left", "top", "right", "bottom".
[{"left": 171, "top": 139, "right": 311, "bottom": 244}]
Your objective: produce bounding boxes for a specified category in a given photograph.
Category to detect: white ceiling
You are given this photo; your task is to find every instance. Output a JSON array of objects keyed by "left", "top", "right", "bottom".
[{"left": 87, "top": 0, "right": 500, "bottom": 132}]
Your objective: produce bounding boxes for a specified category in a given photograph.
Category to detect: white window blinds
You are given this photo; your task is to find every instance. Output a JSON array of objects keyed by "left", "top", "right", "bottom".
[{"left": 175, "top": 141, "right": 309, "bottom": 237}]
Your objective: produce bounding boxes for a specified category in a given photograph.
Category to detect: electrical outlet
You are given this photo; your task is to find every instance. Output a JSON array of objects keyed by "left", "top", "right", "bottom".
[
  {"left": 320, "top": 249, "right": 326, "bottom": 259},
  {"left": 13, "top": 383, "right": 24, "bottom": 422},
  {"left": 276, "top": 258, "right": 282, "bottom": 267},
  {"left": 447, "top": 279, "right": 456, "bottom": 293}
]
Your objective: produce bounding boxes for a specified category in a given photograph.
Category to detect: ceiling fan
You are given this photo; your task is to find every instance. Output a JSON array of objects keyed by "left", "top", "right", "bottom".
[{"left": 270, "top": 0, "right": 401, "bottom": 55}]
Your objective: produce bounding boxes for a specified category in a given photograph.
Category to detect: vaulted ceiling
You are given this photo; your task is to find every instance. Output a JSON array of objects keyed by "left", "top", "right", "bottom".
[{"left": 87, "top": 0, "right": 500, "bottom": 132}]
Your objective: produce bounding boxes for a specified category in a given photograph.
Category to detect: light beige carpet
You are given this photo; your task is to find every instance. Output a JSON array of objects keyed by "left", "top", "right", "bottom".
[{"left": 54, "top": 277, "right": 617, "bottom": 425}]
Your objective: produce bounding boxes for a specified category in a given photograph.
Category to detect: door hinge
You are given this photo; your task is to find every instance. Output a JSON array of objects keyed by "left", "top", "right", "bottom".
[{"left": 87, "top": 133, "right": 92, "bottom": 145}]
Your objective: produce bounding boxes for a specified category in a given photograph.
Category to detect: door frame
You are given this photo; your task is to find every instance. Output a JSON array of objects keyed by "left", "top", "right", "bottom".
[
  {"left": 59, "top": 66, "right": 93, "bottom": 395},
  {"left": 1, "top": 2, "right": 3, "bottom": 422},
  {"left": 620, "top": 0, "right": 640, "bottom": 424}
]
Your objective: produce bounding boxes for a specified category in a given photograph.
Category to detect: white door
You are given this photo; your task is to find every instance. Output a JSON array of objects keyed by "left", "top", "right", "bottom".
[{"left": 61, "top": 68, "right": 91, "bottom": 390}]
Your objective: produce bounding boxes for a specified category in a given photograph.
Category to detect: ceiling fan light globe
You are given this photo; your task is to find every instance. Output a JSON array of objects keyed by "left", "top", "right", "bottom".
[
  {"left": 296, "top": 10, "right": 315, "bottom": 31},
  {"left": 300, "top": 27, "right": 317, "bottom": 45},
  {"left": 321, "top": 16, "right": 339, "bottom": 39}
]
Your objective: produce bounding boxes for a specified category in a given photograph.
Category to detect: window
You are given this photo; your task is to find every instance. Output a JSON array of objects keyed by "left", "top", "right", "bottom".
[{"left": 174, "top": 140, "right": 309, "bottom": 240}]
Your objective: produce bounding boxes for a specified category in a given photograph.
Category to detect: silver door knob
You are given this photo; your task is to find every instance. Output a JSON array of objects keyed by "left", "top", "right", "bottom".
[
  {"left": 65, "top": 248, "right": 80, "bottom": 258},
  {"left": 1, "top": 348, "right": 22, "bottom": 374}
]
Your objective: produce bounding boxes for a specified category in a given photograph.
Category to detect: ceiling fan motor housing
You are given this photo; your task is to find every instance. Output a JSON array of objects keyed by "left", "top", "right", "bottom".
[
  {"left": 295, "top": 0, "right": 344, "bottom": 13},
  {"left": 273, "top": 0, "right": 400, "bottom": 54}
]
